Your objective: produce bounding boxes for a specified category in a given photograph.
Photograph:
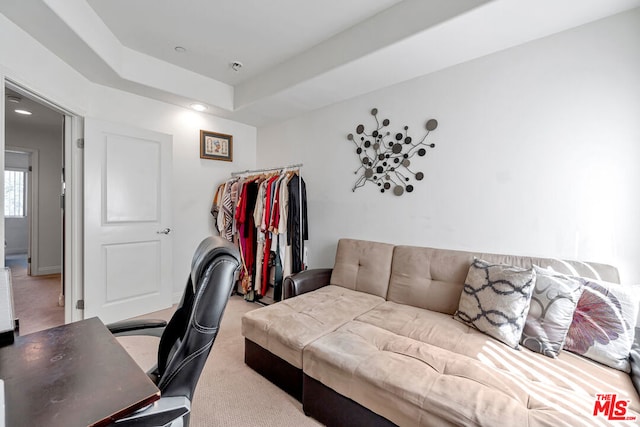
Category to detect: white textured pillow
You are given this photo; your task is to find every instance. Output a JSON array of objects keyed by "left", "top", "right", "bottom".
[
  {"left": 454, "top": 259, "right": 536, "bottom": 349},
  {"left": 564, "top": 278, "right": 640, "bottom": 372},
  {"left": 520, "top": 266, "right": 584, "bottom": 358}
]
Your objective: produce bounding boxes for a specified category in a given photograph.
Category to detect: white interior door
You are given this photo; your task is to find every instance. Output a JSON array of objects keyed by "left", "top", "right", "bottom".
[{"left": 84, "top": 118, "right": 172, "bottom": 324}]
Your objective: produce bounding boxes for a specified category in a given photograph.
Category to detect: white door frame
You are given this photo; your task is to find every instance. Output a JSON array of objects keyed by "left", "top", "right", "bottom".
[{"left": 2, "top": 77, "right": 84, "bottom": 323}]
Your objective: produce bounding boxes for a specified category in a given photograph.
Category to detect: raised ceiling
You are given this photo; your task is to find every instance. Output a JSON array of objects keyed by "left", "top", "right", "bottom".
[
  {"left": 1, "top": 0, "right": 639, "bottom": 127},
  {"left": 86, "top": 0, "right": 405, "bottom": 86}
]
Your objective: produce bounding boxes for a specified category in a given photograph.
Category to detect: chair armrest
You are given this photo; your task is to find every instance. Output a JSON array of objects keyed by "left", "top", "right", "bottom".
[
  {"left": 107, "top": 319, "right": 167, "bottom": 338},
  {"left": 630, "top": 327, "right": 640, "bottom": 396},
  {"left": 283, "top": 268, "right": 333, "bottom": 299},
  {"left": 112, "top": 396, "right": 190, "bottom": 426}
]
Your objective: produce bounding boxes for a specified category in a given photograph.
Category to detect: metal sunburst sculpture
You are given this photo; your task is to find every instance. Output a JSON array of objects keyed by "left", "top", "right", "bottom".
[{"left": 347, "top": 108, "right": 438, "bottom": 196}]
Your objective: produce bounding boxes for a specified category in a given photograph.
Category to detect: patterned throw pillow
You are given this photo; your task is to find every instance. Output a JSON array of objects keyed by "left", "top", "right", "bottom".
[
  {"left": 563, "top": 279, "right": 640, "bottom": 372},
  {"left": 454, "top": 259, "right": 536, "bottom": 349},
  {"left": 520, "top": 266, "right": 584, "bottom": 358}
]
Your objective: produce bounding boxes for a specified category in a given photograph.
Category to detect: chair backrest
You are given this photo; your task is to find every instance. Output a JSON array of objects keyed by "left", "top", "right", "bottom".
[{"left": 155, "top": 236, "right": 240, "bottom": 400}]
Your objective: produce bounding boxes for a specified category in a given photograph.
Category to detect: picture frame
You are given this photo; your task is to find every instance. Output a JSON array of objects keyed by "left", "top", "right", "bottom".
[{"left": 200, "top": 130, "right": 233, "bottom": 161}]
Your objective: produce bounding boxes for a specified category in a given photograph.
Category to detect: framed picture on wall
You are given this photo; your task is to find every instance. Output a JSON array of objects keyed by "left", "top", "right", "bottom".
[{"left": 200, "top": 130, "right": 233, "bottom": 161}]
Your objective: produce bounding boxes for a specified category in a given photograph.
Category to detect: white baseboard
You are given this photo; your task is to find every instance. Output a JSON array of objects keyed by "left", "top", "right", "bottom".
[
  {"left": 34, "top": 265, "right": 61, "bottom": 275},
  {"left": 5, "top": 249, "right": 28, "bottom": 256}
]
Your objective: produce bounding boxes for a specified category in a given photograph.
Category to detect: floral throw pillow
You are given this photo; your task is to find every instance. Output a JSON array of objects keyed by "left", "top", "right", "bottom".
[
  {"left": 520, "top": 266, "right": 584, "bottom": 358},
  {"left": 454, "top": 259, "right": 536, "bottom": 349},
  {"left": 563, "top": 279, "right": 640, "bottom": 372}
]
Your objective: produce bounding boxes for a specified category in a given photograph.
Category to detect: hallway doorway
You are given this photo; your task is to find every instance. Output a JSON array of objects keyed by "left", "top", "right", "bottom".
[{"left": 4, "top": 85, "right": 65, "bottom": 334}]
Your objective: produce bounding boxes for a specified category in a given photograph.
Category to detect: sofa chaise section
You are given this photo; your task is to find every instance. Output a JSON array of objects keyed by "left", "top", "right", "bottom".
[
  {"left": 303, "top": 307, "right": 639, "bottom": 426},
  {"left": 241, "top": 239, "right": 394, "bottom": 398}
]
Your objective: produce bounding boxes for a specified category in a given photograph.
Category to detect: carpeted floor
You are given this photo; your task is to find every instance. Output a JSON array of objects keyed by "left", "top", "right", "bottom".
[
  {"left": 6, "top": 254, "right": 64, "bottom": 335},
  {"left": 118, "top": 295, "right": 322, "bottom": 427}
]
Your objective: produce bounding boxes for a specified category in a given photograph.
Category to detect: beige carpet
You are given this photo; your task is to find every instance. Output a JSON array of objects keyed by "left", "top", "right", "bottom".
[{"left": 118, "top": 295, "right": 322, "bottom": 427}]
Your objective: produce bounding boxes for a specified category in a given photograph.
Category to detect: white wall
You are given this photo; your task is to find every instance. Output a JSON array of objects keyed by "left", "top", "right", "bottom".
[
  {"left": 0, "top": 13, "right": 257, "bottom": 300},
  {"left": 4, "top": 151, "right": 29, "bottom": 255},
  {"left": 257, "top": 9, "right": 640, "bottom": 285}
]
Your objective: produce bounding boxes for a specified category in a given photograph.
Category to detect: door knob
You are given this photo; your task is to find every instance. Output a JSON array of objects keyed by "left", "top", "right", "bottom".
[{"left": 157, "top": 228, "right": 171, "bottom": 235}]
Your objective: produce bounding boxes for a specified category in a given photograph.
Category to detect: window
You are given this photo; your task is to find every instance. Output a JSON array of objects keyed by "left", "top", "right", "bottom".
[{"left": 5, "top": 170, "right": 27, "bottom": 217}]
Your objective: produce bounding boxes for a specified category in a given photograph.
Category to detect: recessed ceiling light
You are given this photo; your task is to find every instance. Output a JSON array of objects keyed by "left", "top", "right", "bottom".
[
  {"left": 190, "top": 103, "right": 207, "bottom": 112},
  {"left": 174, "top": 46, "right": 187, "bottom": 53},
  {"left": 15, "top": 109, "right": 32, "bottom": 115},
  {"left": 7, "top": 95, "right": 21, "bottom": 103},
  {"left": 231, "top": 61, "right": 243, "bottom": 72}
]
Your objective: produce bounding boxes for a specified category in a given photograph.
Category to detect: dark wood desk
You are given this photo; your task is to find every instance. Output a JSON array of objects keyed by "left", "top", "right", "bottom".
[{"left": 0, "top": 317, "right": 160, "bottom": 427}]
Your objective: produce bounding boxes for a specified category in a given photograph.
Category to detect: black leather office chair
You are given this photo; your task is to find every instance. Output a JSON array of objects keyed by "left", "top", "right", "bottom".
[{"left": 107, "top": 236, "right": 240, "bottom": 427}]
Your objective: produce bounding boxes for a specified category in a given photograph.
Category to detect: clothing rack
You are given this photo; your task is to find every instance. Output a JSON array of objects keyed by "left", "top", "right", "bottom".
[
  {"left": 231, "top": 163, "right": 303, "bottom": 177},
  {"left": 232, "top": 164, "right": 304, "bottom": 287},
  {"left": 222, "top": 162, "right": 306, "bottom": 304}
]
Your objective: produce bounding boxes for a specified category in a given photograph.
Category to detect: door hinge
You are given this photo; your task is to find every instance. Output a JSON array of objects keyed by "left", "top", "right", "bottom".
[
  {"left": 28, "top": 166, "right": 33, "bottom": 172},
  {"left": 27, "top": 257, "right": 31, "bottom": 264},
  {"left": 76, "top": 138, "right": 85, "bottom": 149},
  {"left": 76, "top": 299, "right": 85, "bottom": 310},
  {"left": 60, "top": 194, "right": 65, "bottom": 209}
]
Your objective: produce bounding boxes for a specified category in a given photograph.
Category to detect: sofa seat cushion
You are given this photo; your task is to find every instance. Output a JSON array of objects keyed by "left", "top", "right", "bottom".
[
  {"left": 241, "top": 285, "right": 384, "bottom": 368},
  {"left": 355, "top": 302, "right": 640, "bottom": 412},
  {"left": 304, "top": 320, "right": 640, "bottom": 427}
]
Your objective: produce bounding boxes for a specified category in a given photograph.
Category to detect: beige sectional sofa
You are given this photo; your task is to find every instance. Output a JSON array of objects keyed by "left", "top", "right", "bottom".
[{"left": 242, "top": 239, "right": 640, "bottom": 426}]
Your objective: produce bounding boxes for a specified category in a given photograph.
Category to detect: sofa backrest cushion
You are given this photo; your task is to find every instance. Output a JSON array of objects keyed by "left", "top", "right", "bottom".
[
  {"left": 388, "top": 245, "right": 620, "bottom": 315},
  {"left": 330, "top": 239, "right": 395, "bottom": 298}
]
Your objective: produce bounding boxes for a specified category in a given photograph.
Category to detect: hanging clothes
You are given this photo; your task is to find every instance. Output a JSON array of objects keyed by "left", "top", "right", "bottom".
[
  {"left": 287, "top": 175, "right": 308, "bottom": 274},
  {"left": 252, "top": 177, "right": 268, "bottom": 298},
  {"left": 211, "top": 177, "right": 239, "bottom": 241},
  {"left": 210, "top": 166, "right": 307, "bottom": 303},
  {"left": 235, "top": 179, "right": 258, "bottom": 293},
  {"left": 211, "top": 183, "right": 224, "bottom": 232}
]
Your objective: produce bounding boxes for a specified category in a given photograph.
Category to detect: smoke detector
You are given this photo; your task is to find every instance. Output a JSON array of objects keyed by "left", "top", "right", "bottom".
[{"left": 231, "top": 61, "right": 243, "bottom": 72}]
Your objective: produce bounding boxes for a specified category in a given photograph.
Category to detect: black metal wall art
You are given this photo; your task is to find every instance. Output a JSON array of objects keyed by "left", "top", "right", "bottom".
[{"left": 347, "top": 108, "right": 438, "bottom": 196}]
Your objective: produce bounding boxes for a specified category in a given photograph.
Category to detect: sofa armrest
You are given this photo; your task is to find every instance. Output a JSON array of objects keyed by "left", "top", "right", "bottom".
[
  {"left": 283, "top": 268, "right": 333, "bottom": 299},
  {"left": 630, "top": 327, "right": 640, "bottom": 396}
]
